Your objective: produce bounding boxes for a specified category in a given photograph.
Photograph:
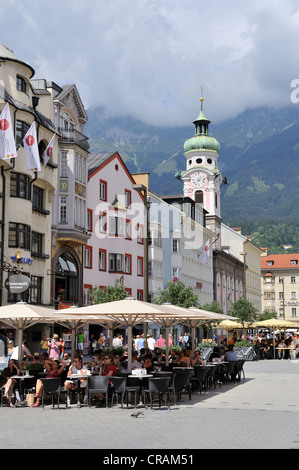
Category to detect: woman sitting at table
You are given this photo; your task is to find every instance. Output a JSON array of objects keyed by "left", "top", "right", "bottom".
[
  {"left": 0, "top": 359, "right": 19, "bottom": 407},
  {"left": 191, "top": 350, "right": 205, "bottom": 366},
  {"left": 143, "top": 353, "right": 153, "bottom": 373},
  {"left": 175, "top": 349, "right": 191, "bottom": 367},
  {"left": 99, "top": 355, "right": 117, "bottom": 377},
  {"left": 32, "top": 358, "right": 66, "bottom": 407}
]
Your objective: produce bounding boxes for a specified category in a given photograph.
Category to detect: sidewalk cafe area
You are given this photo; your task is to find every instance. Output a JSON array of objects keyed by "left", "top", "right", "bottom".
[{"left": 1, "top": 300, "right": 299, "bottom": 410}]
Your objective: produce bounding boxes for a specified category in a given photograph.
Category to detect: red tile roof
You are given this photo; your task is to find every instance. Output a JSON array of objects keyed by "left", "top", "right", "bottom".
[{"left": 261, "top": 253, "right": 299, "bottom": 270}]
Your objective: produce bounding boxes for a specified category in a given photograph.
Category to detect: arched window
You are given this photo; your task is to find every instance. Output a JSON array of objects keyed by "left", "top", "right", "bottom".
[{"left": 55, "top": 252, "right": 78, "bottom": 303}]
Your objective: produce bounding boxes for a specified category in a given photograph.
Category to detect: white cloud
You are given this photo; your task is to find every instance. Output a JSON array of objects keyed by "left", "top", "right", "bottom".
[{"left": 2, "top": 0, "right": 299, "bottom": 126}]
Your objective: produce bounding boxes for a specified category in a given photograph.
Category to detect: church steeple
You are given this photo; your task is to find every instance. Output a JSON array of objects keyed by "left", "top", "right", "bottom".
[{"left": 184, "top": 91, "right": 220, "bottom": 154}]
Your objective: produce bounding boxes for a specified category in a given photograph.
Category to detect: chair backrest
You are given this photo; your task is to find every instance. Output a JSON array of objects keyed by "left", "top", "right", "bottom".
[
  {"left": 88, "top": 375, "right": 109, "bottom": 390},
  {"left": 109, "top": 376, "right": 126, "bottom": 393},
  {"left": 126, "top": 377, "right": 141, "bottom": 388},
  {"left": 41, "top": 378, "right": 62, "bottom": 393},
  {"left": 226, "top": 361, "right": 237, "bottom": 372},
  {"left": 174, "top": 370, "right": 192, "bottom": 387},
  {"left": 148, "top": 377, "right": 170, "bottom": 393},
  {"left": 194, "top": 366, "right": 210, "bottom": 380}
]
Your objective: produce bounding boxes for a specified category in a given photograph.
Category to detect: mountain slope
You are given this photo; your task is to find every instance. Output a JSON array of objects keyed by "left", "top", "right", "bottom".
[{"left": 85, "top": 104, "right": 299, "bottom": 227}]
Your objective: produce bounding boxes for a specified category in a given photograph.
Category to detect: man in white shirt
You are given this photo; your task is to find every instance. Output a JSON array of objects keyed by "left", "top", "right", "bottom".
[{"left": 147, "top": 335, "right": 156, "bottom": 351}]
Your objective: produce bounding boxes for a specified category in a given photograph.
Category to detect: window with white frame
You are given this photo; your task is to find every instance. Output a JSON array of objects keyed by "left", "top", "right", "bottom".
[
  {"left": 84, "top": 247, "right": 92, "bottom": 268},
  {"left": 292, "top": 308, "right": 297, "bottom": 317},
  {"left": 109, "top": 216, "right": 125, "bottom": 237},
  {"left": 84, "top": 286, "right": 92, "bottom": 306},
  {"left": 109, "top": 253, "right": 124, "bottom": 272},
  {"left": 137, "top": 257, "right": 143, "bottom": 276},
  {"left": 291, "top": 276, "right": 296, "bottom": 283},
  {"left": 99, "top": 250, "right": 106, "bottom": 271},
  {"left": 99, "top": 212, "right": 107, "bottom": 233},
  {"left": 59, "top": 196, "right": 67, "bottom": 223},
  {"left": 60, "top": 151, "right": 68, "bottom": 178},
  {"left": 172, "top": 239, "right": 180, "bottom": 253},
  {"left": 291, "top": 292, "right": 297, "bottom": 300}
]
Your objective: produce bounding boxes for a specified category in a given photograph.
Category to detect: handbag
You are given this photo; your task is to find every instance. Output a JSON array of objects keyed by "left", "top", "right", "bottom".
[{"left": 26, "top": 393, "right": 35, "bottom": 407}]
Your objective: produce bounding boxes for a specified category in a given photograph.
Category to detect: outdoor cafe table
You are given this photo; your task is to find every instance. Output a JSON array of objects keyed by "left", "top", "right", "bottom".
[
  {"left": 128, "top": 374, "right": 153, "bottom": 406},
  {"left": 11, "top": 374, "right": 35, "bottom": 400},
  {"left": 68, "top": 373, "right": 90, "bottom": 407}
]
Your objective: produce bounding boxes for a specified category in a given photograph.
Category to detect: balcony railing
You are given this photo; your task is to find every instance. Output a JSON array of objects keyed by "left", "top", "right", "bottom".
[{"left": 58, "top": 127, "right": 90, "bottom": 151}]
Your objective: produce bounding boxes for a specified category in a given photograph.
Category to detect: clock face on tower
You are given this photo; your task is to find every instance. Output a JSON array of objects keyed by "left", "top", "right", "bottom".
[{"left": 191, "top": 172, "right": 207, "bottom": 188}]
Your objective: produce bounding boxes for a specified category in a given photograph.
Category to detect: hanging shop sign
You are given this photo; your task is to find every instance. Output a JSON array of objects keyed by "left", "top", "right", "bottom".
[{"left": 5, "top": 274, "right": 31, "bottom": 293}]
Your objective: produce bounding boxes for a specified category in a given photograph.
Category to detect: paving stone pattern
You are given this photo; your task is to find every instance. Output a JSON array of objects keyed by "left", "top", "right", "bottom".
[{"left": 1, "top": 360, "right": 299, "bottom": 449}]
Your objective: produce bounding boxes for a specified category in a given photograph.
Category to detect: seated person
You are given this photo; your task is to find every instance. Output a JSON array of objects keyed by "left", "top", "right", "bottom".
[
  {"left": 26, "top": 353, "right": 44, "bottom": 373},
  {"left": 0, "top": 359, "right": 20, "bottom": 407},
  {"left": 64, "top": 355, "right": 88, "bottom": 406},
  {"left": 99, "top": 355, "right": 117, "bottom": 377},
  {"left": 175, "top": 349, "right": 191, "bottom": 367},
  {"left": 209, "top": 346, "right": 223, "bottom": 362},
  {"left": 169, "top": 348, "right": 178, "bottom": 363},
  {"left": 191, "top": 349, "right": 205, "bottom": 366},
  {"left": 223, "top": 345, "right": 238, "bottom": 362},
  {"left": 143, "top": 353, "right": 153, "bottom": 373},
  {"left": 32, "top": 358, "right": 66, "bottom": 407},
  {"left": 131, "top": 352, "right": 142, "bottom": 370},
  {"left": 277, "top": 339, "right": 286, "bottom": 359}
]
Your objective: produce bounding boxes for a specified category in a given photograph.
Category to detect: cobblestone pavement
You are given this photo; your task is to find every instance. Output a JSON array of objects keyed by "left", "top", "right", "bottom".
[{"left": 1, "top": 360, "right": 299, "bottom": 450}]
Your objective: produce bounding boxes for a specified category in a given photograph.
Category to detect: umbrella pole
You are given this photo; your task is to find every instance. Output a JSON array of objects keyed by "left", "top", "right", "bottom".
[
  {"left": 128, "top": 316, "right": 132, "bottom": 373},
  {"left": 17, "top": 324, "right": 23, "bottom": 368},
  {"left": 109, "top": 327, "right": 114, "bottom": 351},
  {"left": 165, "top": 326, "right": 169, "bottom": 367},
  {"left": 71, "top": 321, "right": 76, "bottom": 361},
  {"left": 191, "top": 326, "right": 195, "bottom": 355}
]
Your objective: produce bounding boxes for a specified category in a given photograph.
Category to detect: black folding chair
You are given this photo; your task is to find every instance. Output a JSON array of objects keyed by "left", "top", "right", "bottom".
[
  {"left": 41, "top": 378, "right": 65, "bottom": 409},
  {"left": 109, "top": 376, "right": 126, "bottom": 408},
  {"left": 87, "top": 375, "right": 109, "bottom": 407},
  {"left": 143, "top": 377, "right": 171, "bottom": 410}
]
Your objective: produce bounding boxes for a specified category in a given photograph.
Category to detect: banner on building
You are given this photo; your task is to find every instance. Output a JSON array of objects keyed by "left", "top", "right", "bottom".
[
  {"left": 23, "top": 121, "right": 41, "bottom": 172},
  {"left": 0, "top": 103, "right": 17, "bottom": 160},
  {"left": 43, "top": 134, "right": 55, "bottom": 167},
  {"left": 203, "top": 240, "right": 210, "bottom": 264}
]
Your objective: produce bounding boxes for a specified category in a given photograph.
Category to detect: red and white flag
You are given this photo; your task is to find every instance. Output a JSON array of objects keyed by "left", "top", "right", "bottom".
[
  {"left": 43, "top": 134, "right": 55, "bottom": 167},
  {"left": 203, "top": 240, "right": 210, "bottom": 264},
  {"left": 0, "top": 103, "right": 17, "bottom": 160},
  {"left": 172, "top": 268, "right": 179, "bottom": 283},
  {"left": 23, "top": 122, "right": 41, "bottom": 172}
]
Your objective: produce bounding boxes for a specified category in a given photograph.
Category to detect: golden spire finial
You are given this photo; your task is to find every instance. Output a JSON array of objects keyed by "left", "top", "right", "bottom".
[{"left": 200, "top": 87, "right": 204, "bottom": 111}]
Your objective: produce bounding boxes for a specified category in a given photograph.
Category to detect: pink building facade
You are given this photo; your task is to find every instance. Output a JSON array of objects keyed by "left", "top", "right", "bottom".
[{"left": 83, "top": 152, "right": 145, "bottom": 304}]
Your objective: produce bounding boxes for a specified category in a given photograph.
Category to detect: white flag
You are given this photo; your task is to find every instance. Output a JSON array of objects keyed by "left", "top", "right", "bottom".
[
  {"left": 203, "top": 240, "right": 210, "bottom": 264},
  {"left": 0, "top": 103, "right": 17, "bottom": 160},
  {"left": 43, "top": 134, "right": 55, "bottom": 167},
  {"left": 23, "top": 122, "right": 41, "bottom": 172}
]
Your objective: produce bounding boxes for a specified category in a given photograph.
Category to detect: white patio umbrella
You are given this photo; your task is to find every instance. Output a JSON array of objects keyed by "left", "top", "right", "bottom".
[
  {"left": 51, "top": 311, "right": 114, "bottom": 361},
  {"left": 0, "top": 301, "right": 107, "bottom": 364},
  {"left": 60, "top": 299, "right": 208, "bottom": 370},
  {"left": 252, "top": 317, "right": 299, "bottom": 359},
  {"left": 0, "top": 301, "right": 59, "bottom": 365},
  {"left": 63, "top": 299, "right": 236, "bottom": 367}
]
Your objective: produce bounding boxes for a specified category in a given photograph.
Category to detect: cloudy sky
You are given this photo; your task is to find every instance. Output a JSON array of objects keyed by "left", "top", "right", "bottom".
[{"left": 2, "top": 0, "right": 299, "bottom": 126}]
